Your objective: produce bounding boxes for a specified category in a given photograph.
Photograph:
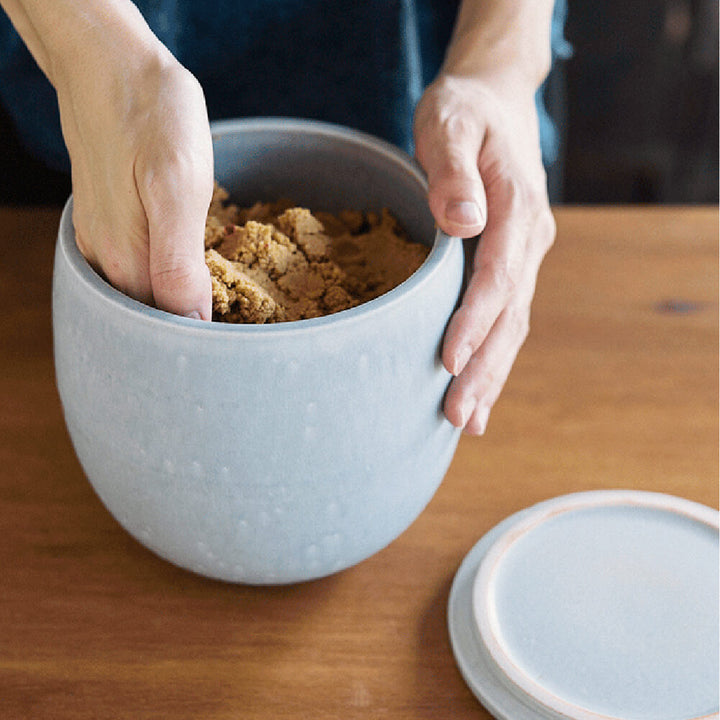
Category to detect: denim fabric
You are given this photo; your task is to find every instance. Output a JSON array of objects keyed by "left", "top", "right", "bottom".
[{"left": 0, "top": 1, "right": 569, "bottom": 174}]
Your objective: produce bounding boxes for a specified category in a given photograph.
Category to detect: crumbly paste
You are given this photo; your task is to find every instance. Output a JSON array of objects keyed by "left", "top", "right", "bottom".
[{"left": 204, "top": 184, "right": 429, "bottom": 323}]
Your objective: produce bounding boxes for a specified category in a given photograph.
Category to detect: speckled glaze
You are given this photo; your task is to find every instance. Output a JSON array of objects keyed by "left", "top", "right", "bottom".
[{"left": 52, "top": 118, "right": 465, "bottom": 584}]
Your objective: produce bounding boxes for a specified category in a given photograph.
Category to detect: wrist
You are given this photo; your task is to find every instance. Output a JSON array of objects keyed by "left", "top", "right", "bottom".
[
  {"left": 442, "top": 48, "right": 550, "bottom": 98},
  {"left": 50, "top": 5, "right": 170, "bottom": 93},
  {"left": 441, "top": 0, "right": 554, "bottom": 95},
  {"left": 2, "top": 0, "right": 169, "bottom": 90}
]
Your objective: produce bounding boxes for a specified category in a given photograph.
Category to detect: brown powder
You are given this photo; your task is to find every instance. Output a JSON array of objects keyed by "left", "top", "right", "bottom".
[{"left": 205, "top": 184, "right": 429, "bottom": 324}]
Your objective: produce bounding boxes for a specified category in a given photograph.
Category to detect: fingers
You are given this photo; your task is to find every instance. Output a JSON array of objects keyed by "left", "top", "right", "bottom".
[
  {"left": 444, "top": 204, "right": 555, "bottom": 435},
  {"left": 443, "top": 268, "right": 534, "bottom": 435},
  {"left": 441, "top": 169, "right": 530, "bottom": 376},
  {"left": 71, "top": 166, "right": 155, "bottom": 306},
  {"left": 75, "top": 223, "right": 153, "bottom": 305}
]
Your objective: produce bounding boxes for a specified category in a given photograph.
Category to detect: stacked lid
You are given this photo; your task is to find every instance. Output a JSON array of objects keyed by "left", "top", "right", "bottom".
[{"left": 448, "top": 490, "right": 719, "bottom": 720}]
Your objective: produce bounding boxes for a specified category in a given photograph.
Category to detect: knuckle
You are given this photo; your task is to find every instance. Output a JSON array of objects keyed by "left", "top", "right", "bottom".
[
  {"left": 498, "top": 173, "right": 526, "bottom": 212},
  {"left": 503, "top": 175, "right": 544, "bottom": 225},
  {"left": 509, "top": 180, "right": 556, "bottom": 257},
  {"left": 150, "top": 257, "right": 192, "bottom": 286},
  {"left": 438, "top": 106, "right": 476, "bottom": 143},
  {"left": 101, "top": 251, "right": 152, "bottom": 304},
  {"left": 140, "top": 160, "right": 212, "bottom": 229},
  {"left": 498, "top": 305, "right": 531, "bottom": 354},
  {"left": 486, "top": 254, "right": 520, "bottom": 297},
  {"left": 150, "top": 256, "right": 206, "bottom": 296},
  {"left": 437, "top": 149, "right": 476, "bottom": 184},
  {"left": 524, "top": 183, "right": 544, "bottom": 212},
  {"left": 176, "top": 64, "right": 205, "bottom": 97},
  {"left": 455, "top": 301, "right": 493, "bottom": 348},
  {"left": 417, "top": 93, "right": 482, "bottom": 181},
  {"left": 144, "top": 147, "right": 209, "bottom": 194}
]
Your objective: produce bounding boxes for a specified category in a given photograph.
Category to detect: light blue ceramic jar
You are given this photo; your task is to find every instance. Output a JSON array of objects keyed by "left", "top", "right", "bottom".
[{"left": 52, "top": 118, "right": 464, "bottom": 584}]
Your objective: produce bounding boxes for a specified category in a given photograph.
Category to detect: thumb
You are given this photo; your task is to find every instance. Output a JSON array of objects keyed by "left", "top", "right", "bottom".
[
  {"left": 143, "top": 163, "right": 213, "bottom": 321},
  {"left": 415, "top": 109, "right": 488, "bottom": 239}
]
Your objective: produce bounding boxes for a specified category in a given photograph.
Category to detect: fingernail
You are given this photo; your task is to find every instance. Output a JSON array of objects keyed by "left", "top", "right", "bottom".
[
  {"left": 453, "top": 345, "right": 472, "bottom": 376},
  {"left": 445, "top": 200, "right": 483, "bottom": 228},
  {"left": 460, "top": 396, "right": 477, "bottom": 427},
  {"left": 186, "top": 310, "right": 202, "bottom": 320}
]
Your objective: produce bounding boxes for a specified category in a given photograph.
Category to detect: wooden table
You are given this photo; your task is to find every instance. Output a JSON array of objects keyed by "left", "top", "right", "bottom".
[{"left": 1, "top": 206, "right": 717, "bottom": 719}]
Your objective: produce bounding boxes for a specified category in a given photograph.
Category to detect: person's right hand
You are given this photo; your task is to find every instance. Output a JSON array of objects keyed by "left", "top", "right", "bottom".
[
  {"left": 414, "top": 72, "right": 555, "bottom": 436},
  {"left": 28, "top": 2, "right": 214, "bottom": 319}
]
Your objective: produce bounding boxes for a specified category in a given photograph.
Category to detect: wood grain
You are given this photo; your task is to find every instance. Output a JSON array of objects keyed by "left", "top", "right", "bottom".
[{"left": 0, "top": 205, "right": 717, "bottom": 719}]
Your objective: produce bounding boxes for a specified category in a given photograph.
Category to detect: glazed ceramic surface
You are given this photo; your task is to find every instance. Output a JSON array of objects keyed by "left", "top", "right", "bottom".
[
  {"left": 52, "top": 118, "right": 464, "bottom": 584},
  {"left": 448, "top": 490, "right": 720, "bottom": 720}
]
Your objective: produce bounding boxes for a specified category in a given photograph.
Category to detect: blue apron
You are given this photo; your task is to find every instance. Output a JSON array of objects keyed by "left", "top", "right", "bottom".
[{"left": 0, "top": 0, "right": 569, "bottom": 175}]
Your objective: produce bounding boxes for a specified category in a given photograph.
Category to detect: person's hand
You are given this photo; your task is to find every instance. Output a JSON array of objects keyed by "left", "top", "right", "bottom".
[
  {"left": 414, "top": 72, "right": 556, "bottom": 435},
  {"left": 53, "top": 15, "right": 214, "bottom": 319}
]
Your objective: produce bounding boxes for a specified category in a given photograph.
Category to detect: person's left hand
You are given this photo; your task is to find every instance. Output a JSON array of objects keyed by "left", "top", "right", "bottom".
[{"left": 413, "top": 71, "right": 556, "bottom": 435}]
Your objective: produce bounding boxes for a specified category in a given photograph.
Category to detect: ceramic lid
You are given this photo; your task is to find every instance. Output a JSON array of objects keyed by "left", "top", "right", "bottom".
[{"left": 448, "top": 490, "right": 719, "bottom": 720}]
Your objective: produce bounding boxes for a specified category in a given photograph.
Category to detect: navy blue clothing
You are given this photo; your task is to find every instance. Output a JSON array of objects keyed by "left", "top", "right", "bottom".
[{"left": 0, "top": 1, "right": 569, "bottom": 176}]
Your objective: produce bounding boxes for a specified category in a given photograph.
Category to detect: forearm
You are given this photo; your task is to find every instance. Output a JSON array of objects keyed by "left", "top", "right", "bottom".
[
  {"left": 0, "top": 0, "right": 169, "bottom": 87},
  {"left": 442, "top": 0, "right": 555, "bottom": 92}
]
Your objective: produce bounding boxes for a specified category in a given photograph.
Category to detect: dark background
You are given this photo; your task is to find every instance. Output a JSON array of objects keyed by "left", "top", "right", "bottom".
[
  {"left": 0, "top": 0, "right": 717, "bottom": 206},
  {"left": 562, "top": 0, "right": 718, "bottom": 203}
]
